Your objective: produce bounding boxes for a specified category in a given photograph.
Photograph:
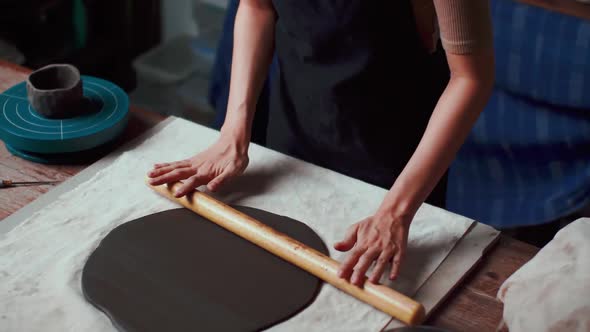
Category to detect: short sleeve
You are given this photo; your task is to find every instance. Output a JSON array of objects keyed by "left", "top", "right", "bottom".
[{"left": 433, "top": 0, "right": 494, "bottom": 54}]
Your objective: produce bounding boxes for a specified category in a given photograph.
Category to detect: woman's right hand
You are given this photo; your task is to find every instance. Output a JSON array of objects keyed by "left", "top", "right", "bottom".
[
  {"left": 147, "top": 131, "right": 250, "bottom": 197},
  {"left": 149, "top": 0, "right": 275, "bottom": 197}
]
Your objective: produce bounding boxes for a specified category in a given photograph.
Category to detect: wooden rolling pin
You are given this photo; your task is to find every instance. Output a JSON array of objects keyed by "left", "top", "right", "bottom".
[{"left": 147, "top": 179, "right": 425, "bottom": 326}]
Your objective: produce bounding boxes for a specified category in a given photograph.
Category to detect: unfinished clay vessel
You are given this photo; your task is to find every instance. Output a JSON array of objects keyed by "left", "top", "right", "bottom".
[{"left": 26, "top": 64, "right": 83, "bottom": 119}]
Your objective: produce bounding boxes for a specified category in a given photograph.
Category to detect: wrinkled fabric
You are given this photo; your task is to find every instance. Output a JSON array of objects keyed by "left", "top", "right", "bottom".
[
  {"left": 0, "top": 118, "right": 473, "bottom": 332},
  {"left": 498, "top": 218, "right": 590, "bottom": 332}
]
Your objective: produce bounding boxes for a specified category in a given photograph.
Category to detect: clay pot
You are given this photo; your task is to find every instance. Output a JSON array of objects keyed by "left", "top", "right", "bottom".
[{"left": 26, "top": 64, "right": 83, "bottom": 119}]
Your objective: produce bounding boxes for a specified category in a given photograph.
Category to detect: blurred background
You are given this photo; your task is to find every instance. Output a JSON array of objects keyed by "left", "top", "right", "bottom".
[{"left": 0, "top": 0, "right": 227, "bottom": 126}]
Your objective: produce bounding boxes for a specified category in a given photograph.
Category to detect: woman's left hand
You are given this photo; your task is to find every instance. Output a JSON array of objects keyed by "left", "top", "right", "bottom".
[{"left": 334, "top": 211, "right": 411, "bottom": 286}]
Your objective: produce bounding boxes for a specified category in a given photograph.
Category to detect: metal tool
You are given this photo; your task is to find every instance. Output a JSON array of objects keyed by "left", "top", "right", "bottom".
[{"left": 1, "top": 179, "right": 61, "bottom": 188}]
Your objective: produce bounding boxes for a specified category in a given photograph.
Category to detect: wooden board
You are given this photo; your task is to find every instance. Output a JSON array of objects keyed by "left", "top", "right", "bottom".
[
  {"left": 384, "top": 222, "right": 501, "bottom": 330},
  {"left": 426, "top": 235, "right": 539, "bottom": 332}
]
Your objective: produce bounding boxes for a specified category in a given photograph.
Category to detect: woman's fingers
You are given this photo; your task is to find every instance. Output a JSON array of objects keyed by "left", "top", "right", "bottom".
[
  {"left": 335, "top": 215, "right": 410, "bottom": 285},
  {"left": 174, "top": 174, "right": 210, "bottom": 197},
  {"left": 148, "top": 161, "right": 191, "bottom": 178},
  {"left": 338, "top": 247, "right": 365, "bottom": 280},
  {"left": 389, "top": 245, "right": 405, "bottom": 280},
  {"left": 207, "top": 168, "right": 234, "bottom": 192},
  {"left": 149, "top": 167, "right": 194, "bottom": 186},
  {"left": 369, "top": 247, "right": 394, "bottom": 284},
  {"left": 148, "top": 157, "right": 245, "bottom": 195},
  {"left": 333, "top": 223, "right": 359, "bottom": 252},
  {"left": 351, "top": 248, "right": 380, "bottom": 286},
  {"left": 148, "top": 165, "right": 175, "bottom": 178}
]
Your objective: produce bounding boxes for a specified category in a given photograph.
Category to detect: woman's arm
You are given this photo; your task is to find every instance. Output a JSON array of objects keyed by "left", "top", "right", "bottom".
[
  {"left": 383, "top": 0, "right": 496, "bottom": 225},
  {"left": 148, "top": 0, "right": 276, "bottom": 196},
  {"left": 222, "top": 0, "right": 276, "bottom": 144},
  {"left": 335, "top": 50, "right": 495, "bottom": 284},
  {"left": 336, "top": 0, "right": 495, "bottom": 284},
  {"left": 382, "top": 49, "right": 495, "bottom": 220}
]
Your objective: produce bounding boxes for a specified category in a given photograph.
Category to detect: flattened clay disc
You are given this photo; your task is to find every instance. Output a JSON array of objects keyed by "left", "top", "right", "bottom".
[{"left": 82, "top": 206, "right": 329, "bottom": 332}]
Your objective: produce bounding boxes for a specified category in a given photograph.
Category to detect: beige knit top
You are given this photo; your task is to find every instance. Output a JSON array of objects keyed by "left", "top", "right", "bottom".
[{"left": 412, "top": 0, "right": 494, "bottom": 54}]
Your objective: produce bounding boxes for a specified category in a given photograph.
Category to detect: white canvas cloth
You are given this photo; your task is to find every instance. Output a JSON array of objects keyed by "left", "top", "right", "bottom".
[
  {"left": 1, "top": 118, "right": 473, "bottom": 331},
  {"left": 498, "top": 218, "right": 590, "bottom": 332}
]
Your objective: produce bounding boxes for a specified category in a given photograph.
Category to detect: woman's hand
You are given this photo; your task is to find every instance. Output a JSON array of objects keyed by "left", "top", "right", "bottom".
[
  {"left": 147, "top": 132, "right": 249, "bottom": 197},
  {"left": 334, "top": 210, "right": 411, "bottom": 286}
]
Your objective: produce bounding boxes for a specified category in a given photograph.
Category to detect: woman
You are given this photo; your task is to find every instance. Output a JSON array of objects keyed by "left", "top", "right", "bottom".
[{"left": 148, "top": 0, "right": 495, "bottom": 285}]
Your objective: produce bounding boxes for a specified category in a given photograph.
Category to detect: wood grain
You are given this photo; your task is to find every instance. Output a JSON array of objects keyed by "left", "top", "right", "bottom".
[
  {"left": 426, "top": 236, "right": 538, "bottom": 331},
  {"left": 463, "top": 236, "right": 538, "bottom": 299},
  {"left": 516, "top": 0, "right": 590, "bottom": 20}
]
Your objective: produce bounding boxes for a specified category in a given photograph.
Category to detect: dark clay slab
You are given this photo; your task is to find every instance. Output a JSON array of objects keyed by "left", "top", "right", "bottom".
[{"left": 82, "top": 206, "right": 329, "bottom": 332}]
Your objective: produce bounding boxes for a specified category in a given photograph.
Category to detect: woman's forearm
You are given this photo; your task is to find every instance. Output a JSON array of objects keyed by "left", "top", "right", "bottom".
[
  {"left": 380, "top": 50, "right": 495, "bottom": 218},
  {"left": 222, "top": 0, "right": 276, "bottom": 145}
]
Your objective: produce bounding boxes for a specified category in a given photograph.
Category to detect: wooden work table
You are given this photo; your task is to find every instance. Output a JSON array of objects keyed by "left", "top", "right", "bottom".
[{"left": 0, "top": 61, "right": 538, "bottom": 331}]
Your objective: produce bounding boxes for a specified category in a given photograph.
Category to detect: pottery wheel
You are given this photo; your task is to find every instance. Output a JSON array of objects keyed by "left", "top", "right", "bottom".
[
  {"left": 0, "top": 76, "right": 128, "bottom": 162},
  {"left": 82, "top": 206, "right": 329, "bottom": 332}
]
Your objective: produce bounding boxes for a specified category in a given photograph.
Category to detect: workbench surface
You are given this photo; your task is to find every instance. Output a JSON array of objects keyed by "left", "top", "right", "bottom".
[{"left": 0, "top": 60, "right": 538, "bottom": 332}]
